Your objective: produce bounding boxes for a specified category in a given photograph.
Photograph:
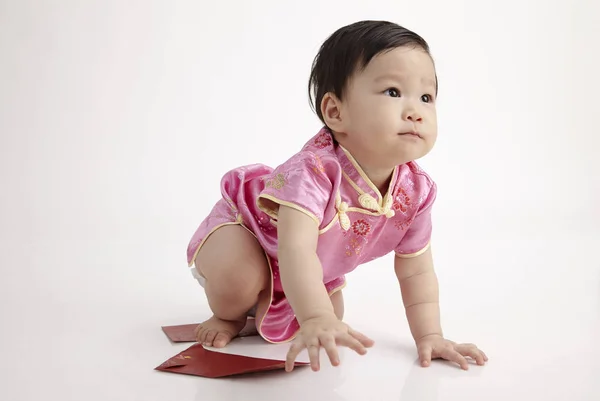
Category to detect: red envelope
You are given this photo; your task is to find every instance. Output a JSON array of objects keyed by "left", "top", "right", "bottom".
[
  {"left": 162, "top": 319, "right": 258, "bottom": 343},
  {"left": 155, "top": 343, "right": 308, "bottom": 378},
  {"left": 161, "top": 324, "right": 200, "bottom": 343}
]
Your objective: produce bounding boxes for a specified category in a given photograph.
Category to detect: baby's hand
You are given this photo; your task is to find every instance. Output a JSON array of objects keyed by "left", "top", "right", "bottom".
[
  {"left": 416, "top": 334, "right": 488, "bottom": 370},
  {"left": 285, "top": 314, "right": 374, "bottom": 372}
]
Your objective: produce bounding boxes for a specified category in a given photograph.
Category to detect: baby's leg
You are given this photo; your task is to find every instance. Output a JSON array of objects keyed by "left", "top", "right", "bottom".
[
  {"left": 193, "top": 225, "right": 346, "bottom": 347},
  {"left": 194, "top": 225, "right": 270, "bottom": 348}
]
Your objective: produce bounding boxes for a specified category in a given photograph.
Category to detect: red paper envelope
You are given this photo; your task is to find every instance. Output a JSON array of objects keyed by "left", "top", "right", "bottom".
[
  {"left": 155, "top": 343, "right": 308, "bottom": 378},
  {"left": 162, "top": 319, "right": 258, "bottom": 343},
  {"left": 161, "top": 324, "right": 199, "bottom": 342}
]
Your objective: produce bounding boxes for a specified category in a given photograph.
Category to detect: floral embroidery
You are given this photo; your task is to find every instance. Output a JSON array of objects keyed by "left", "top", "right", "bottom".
[
  {"left": 265, "top": 173, "right": 286, "bottom": 190},
  {"left": 314, "top": 132, "right": 332, "bottom": 149},
  {"left": 312, "top": 154, "right": 325, "bottom": 174},
  {"left": 348, "top": 237, "right": 361, "bottom": 256},
  {"left": 352, "top": 219, "right": 371, "bottom": 236},
  {"left": 393, "top": 188, "right": 412, "bottom": 213},
  {"left": 345, "top": 235, "right": 369, "bottom": 257},
  {"left": 395, "top": 217, "right": 414, "bottom": 231},
  {"left": 343, "top": 218, "right": 372, "bottom": 256}
]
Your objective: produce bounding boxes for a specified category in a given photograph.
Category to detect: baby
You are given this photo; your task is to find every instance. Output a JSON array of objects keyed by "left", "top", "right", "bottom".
[{"left": 186, "top": 20, "right": 488, "bottom": 372}]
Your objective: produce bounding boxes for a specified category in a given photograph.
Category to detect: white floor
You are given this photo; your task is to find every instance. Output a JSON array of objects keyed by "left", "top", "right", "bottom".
[{"left": 1, "top": 226, "right": 599, "bottom": 401}]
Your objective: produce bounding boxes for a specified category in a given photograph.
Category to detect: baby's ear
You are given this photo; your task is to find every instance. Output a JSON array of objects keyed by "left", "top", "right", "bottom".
[{"left": 320, "top": 92, "right": 344, "bottom": 132}]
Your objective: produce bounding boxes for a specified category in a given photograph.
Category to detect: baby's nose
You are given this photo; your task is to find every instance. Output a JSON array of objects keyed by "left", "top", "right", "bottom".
[{"left": 404, "top": 109, "right": 423, "bottom": 122}]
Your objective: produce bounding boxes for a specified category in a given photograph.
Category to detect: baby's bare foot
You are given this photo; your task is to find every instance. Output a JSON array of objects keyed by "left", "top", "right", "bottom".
[{"left": 195, "top": 315, "right": 247, "bottom": 348}]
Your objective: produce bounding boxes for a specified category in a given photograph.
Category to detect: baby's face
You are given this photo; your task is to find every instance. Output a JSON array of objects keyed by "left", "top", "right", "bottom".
[{"left": 338, "top": 46, "right": 438, "bottom": 168}]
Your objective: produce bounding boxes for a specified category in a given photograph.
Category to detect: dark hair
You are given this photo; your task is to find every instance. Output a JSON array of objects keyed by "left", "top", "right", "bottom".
[{"left": 308, "top": 20, "right": 436, "bottom": 125}]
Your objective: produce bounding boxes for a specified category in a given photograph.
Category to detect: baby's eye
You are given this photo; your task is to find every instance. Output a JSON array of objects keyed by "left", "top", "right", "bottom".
[
  {"left": 421, "top": 94, "right": 433, "bottom": 103},
  {"left": 384, "top": 88, "right": 401, "bottom": 98}
]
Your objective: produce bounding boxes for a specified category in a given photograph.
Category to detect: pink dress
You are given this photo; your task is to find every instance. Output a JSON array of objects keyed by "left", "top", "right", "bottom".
[{"left": 187, "top": 127, "right": 436, "bottom": 343}]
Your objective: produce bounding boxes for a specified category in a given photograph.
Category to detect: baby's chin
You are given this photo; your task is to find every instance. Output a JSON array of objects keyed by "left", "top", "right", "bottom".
[
  {"left": 374, "top": 153, "right": 413, "bottom": 169},
  {"left": 392, "top": 148, "right": 431, "bottom": 165}
]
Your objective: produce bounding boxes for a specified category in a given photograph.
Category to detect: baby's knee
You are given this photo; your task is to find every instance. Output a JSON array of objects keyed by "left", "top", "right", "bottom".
[
  {"left": 208, "top": 262, "right": 266, "bottom": 299},
  {"left": 204, "top": 264, "right": 263, "bottom": 320}
]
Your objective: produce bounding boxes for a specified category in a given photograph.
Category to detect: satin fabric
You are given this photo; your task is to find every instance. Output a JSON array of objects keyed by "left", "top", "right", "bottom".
[{"left": 187, "top": 127, "right": 436, "bottom": 343}]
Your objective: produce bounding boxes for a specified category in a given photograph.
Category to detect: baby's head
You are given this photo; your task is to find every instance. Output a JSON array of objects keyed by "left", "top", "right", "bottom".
[{"left": 309, "top": 21, "right": 438, "bottom": 169}]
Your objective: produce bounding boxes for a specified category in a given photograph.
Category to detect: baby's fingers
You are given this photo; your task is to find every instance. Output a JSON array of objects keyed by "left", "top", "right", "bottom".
[
  {"left": 307, "top": 342, "right": 321, "bottom": 371},
  {"left": 321, "top": 336, "right": 340, "bottom": 367},
  {"left": 418, "top": 345, "right": 433, "bottom": 367},
  {"left": 349, "top": 328, "right": 375, "bottom": 348},
  {"left": 456, "top": 344, "right": 487, "bottom": 366},
  {"left": 285, "top": 342, "right": 304, "bottom": 372},
  {"left": 440, "top": 346, "right": 469, "bottom": 370},
  {"left": 337, "top": 334, "right": 368, "bottom": 355}
]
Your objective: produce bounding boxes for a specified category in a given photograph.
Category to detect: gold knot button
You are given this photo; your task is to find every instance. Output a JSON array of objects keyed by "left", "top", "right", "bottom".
[
  {"left": 358, "top": 193, "right": 395, "bottom": 218},
  {"left": 335, "top": 193, "right": 351, "bottom": 231}
]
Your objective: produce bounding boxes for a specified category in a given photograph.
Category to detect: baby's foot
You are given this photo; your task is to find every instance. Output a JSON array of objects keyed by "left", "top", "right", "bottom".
[{"left": 195, "top": 315, "right": 247, "bottom": 348}]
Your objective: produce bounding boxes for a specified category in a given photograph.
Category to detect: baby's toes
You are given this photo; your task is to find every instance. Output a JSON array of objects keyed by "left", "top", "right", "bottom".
[
  {"left": 213, "top": 332, "right": 234, "bottom": 348},
  {"left": 195, "top": 325, "right": 206, "bottom": 342},
  {"left": 204, "top": 330, "right": 218, "bottom": 346}
]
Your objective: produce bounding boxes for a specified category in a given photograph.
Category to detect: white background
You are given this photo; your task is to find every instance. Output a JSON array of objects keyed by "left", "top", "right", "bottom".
[{"left": 1, "top": 1, "right": 599, "bottom": 400}]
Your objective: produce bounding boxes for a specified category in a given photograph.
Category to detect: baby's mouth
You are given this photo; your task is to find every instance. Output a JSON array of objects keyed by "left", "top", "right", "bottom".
[{"left": 399, "top": 131, "right": 422, "bottom": 138}]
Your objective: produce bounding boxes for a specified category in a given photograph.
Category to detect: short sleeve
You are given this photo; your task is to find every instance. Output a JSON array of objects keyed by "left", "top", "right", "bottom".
[
  {"left": 257, "top": 151, "right": 333, "bottom": 227},
  {"left": 395, "top": 182, "right": 437, "bottom": 258}
]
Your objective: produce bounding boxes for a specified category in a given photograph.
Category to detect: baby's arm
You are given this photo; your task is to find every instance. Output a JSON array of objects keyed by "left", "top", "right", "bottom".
[
  {"left": 394, "top": 247, "right": 488, "bottom": 369},
  {"left": 277, "top": 205, "right": 335, "bottom": 322},
  {"left": 277, "top": 205, "right": 374, "bottom": 371},
  {"left": 394, "top": 247, "right": 442, "bottom": 340}
]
